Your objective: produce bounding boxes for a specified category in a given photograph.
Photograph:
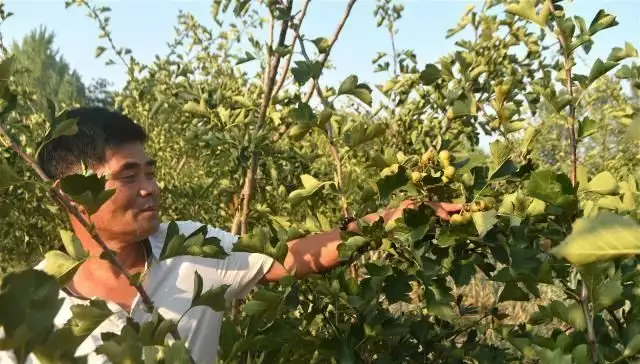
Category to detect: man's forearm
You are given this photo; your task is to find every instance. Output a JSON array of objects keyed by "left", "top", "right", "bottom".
[
  {"left": 261, "top": 200, "right": 460, "bottom": 282},
  {"left": 262, "top": 204, "right": 410, "bottom": 281}
]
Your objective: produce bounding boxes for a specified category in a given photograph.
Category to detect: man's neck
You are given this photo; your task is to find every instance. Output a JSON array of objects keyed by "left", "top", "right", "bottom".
[{"left": 70, "top": 221, "right": 148, "bottom": 280}]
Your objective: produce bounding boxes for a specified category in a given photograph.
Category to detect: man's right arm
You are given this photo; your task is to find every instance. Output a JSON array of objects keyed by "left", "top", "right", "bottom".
[{"left": 261, "top": 201, "right": 461, "bottom": 282}]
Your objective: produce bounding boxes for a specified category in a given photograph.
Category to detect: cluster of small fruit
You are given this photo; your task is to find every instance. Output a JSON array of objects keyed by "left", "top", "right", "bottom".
[
  {"left": 410, "top": 149, "right": 456, "bottom": 185},
  {"left": 449, "top": 199, "right": 493, "bottom": 225}
]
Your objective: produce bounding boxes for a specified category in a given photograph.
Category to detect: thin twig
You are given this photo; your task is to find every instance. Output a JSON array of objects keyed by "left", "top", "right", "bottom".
[
  {"left": 549, "top": 1, "right": 595, "bottom": 361},
  {"left": 233, "top": 0, "right": 294, "bottom": 237},
  {"left": 81, "top": 0, "right": 131, "bottom": 69},
  {"left": 272, "top": 0, "right": 310, "bottom": 99},
  {"left": 302, "top": 0, "right": 357, "bottom": 104},
  {"left": 0, "top": 124, "right": 191, "bottom": 361},
  {"left": 294, "top": 30, "right": 347, "bottom": 217},
  {"left": 388, "top": 24, "right": 398, "bottom": 77}
]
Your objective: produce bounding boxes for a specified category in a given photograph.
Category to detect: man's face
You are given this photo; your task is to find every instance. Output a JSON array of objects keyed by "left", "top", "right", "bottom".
[{"left": 89, "top": 142, "right": 161, "bottom": 244}]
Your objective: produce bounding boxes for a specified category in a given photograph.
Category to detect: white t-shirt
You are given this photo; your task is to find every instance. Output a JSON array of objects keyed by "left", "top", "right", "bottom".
[{"left": 0, "top": 220, "right": 274, "bottom": 364}]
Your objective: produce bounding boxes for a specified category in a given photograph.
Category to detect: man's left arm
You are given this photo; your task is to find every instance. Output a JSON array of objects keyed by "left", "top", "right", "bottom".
[{"left": 261, "top": 200, "right": 461, "bottom": 283}]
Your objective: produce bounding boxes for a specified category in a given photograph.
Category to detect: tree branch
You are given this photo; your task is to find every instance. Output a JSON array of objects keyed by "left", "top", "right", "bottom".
[
  {"left": 233, "top": 0, "right": 294, "bottom": 237},
  {"left": 549, "top": 1, "right": 594, "bottom": 361},
  {"left": 81, "top": 0, "right": 131, "bottom": 69},
  {"left": 272, "top": 0, "right": 310, "bottom": 99},
  {"left": 294, "top": 28, "right": 347, "bottom": 216},
  {"left": 302, "top": 0, "right": 357, "bottom": 104}
]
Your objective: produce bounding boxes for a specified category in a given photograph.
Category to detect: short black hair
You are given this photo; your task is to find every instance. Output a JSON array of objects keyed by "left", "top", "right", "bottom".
[{"left": 37, "top": 107, "right": 148, "bottom": 180}]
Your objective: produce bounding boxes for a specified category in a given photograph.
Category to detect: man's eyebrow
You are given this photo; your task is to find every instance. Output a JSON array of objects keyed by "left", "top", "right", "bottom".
[{"left": 113, "top": 159, "right": 157, "bottom": 174}]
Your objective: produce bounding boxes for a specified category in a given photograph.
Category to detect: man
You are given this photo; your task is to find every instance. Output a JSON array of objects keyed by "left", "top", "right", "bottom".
[{"left": 12, "top": 107, "right": 460, "bottom": 363}]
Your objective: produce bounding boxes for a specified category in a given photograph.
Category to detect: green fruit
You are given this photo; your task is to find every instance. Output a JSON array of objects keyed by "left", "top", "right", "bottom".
[
  {"left": 441, "top": 176, "right": 450, "bottom": 183},
  {"left": 446, "top": 108, "right": 454, "bottom": 120},
  {"left": 443, "top": 165, "right": 456, "bottom": 179},
  {"left": 471, "top": 200, "right": 487, "bottom": 212},
  {"left": 420, "top": 149, "right": 435, "bottom": 165},
  {"left": 462, "top": 172, "right": 474, "bottom": 187},
  {"left": 460, "top": 212, "right": 472, "bottom": 224},
  {"left": 450, "top": 214, "right": 463, "bottom": 225},
  {"left": 411, "top": 171, "right": 422, "bottom": 184},
  {"left": 439, "top": 150, "right": 452, "bottom": 167}
]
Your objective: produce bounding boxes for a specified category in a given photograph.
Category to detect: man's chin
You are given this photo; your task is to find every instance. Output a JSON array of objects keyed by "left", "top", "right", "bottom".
[{"left": 137, "top": 216, "right": 161, "bottom": 237}]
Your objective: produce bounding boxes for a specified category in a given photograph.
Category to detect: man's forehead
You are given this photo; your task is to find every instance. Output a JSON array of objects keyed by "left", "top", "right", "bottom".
[{"left": 103, "top": 143, "right": 154, "bottom": 170}]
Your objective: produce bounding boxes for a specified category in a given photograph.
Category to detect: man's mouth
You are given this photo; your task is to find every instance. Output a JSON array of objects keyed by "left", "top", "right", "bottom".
[{"left": 140, "top": 205, "right": 158, "bottom": 212}]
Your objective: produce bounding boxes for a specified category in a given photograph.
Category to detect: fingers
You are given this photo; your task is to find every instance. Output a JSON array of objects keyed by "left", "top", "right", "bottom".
[
  {"left": 438, "top": 202, "right": 463, "bottom": 212},
  {"left": 424, "top": 201, "right": 462, "bottom": 213}
]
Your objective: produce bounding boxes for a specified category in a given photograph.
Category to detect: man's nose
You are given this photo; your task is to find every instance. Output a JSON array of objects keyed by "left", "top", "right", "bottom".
[{"left": 139, "top": 178, "right": 159, "bottom": 197}]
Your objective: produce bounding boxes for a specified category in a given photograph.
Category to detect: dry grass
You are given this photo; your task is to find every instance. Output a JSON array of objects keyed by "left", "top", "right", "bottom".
[{"left": 457, "top": 274, "right": 566, "bottom": 324}]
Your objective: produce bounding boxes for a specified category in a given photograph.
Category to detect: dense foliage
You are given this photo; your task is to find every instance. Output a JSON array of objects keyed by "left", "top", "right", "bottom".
[{"left": 1, "top": 0, "right": 640, "bottom": 363}]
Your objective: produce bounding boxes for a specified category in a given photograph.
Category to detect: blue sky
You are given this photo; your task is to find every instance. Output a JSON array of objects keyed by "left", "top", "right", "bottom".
[{"left": 2, "top": 0, "right": 639, "bottom": 149}]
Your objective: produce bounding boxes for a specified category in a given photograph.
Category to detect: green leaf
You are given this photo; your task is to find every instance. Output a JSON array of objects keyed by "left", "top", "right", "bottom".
[
  {"left": 233, "top": 226, "right": 289, "bottom": 263},
  {"left": 383, "top": 272, "right": 412, "bottom": 304},
  {"left": 95, "top": 340, "right": 143, "bottom": 364},
  {"left": 288, "top": 124, "right": 313, "bottom": 141},
  {"left": 337, "top": 75, "right": 372, "bottom": 106},
  {"left": 472, "top": 210, "right": 498, "bottom": 238},
  {"left": 69, "top": 299, "right": 113, "bottom": 336},
  {"left": 158, "top": 222, "right": 229, "bottom": 261},
  {"left": 577, "top": 118, "right": 597, "bottom": 140},
  {"left": 0, "top": 56, "right": 13, "bottom": 82},
  {"left": 311, "top": 37, "right": 330, "bottom": 54},
  {"left": 623, "top": 335, "right": 640, "bottom": 357},
  {"left": 42, "top": 251, "right": 85, "bottom": 285},
  {"left": 587, "top": 58, "right": 618, "bottom": 86},
  {"left": 376, "top": 164, "right": 409, "bottom": 200},
  {"left": 236, "top": 51, "right": 256, "bottom": 65},
  {"left": 585, "top": 171, "right": 618, "bottom": 195},
  {"left": 242, "top": 300, "right": 269, "bottom": 316},
  {"left": 452, "top": 95, "right": 476, "bottom": 118},
  {"left": 192, "top": 283, "right": 229, "bottom": 312},
  {"left": 291, "top": 60, "right": 322, "bottom": 85},
  {"left": 527, "top": 170, "right": 576, "bottom": 207},
  {"left": 551, "top": 210, "right": 640, "bottom": 265},
  {"left": 349, "top": 87, "right": 372, "bottom": 106},
  {"left": 337, "top": 235, "right": 369, "bottom": 260},
  {"left": 287, "top": 174, "right": 333, "bottom": 207},
  {"left": 608, "top": 42, "right": 638, "bottom": 62},
  {"left": 594, "top": 279, "right": 622, "bottom": 311},
  {"left": 49, "top": 118, "right": 78, "bottom": 140},
  {"left": 504, "top": 0, "right": 550, "bottom": 27},
  {"left": 0, "top": 158, "right": 21, "bottom": 188},
  {"left": 0, "top": 269, "right": 62, "bottom": 359},
  {"left": 58, "top": 230, "right": 87, "bottom": 261},
  {"left": 499, "top": 282, "right": 530, "bottom": 302},
  {"left": 192, "top": 271, "right": 204, "bottom": 306},
  {"left": 597, "top": 195, "right": 621, "bottom": 210},
  {"left": 95, "top": 46, "right": 107, "bottom": 58},
  {"left": 164, "top": 341, "right": 191, "bottom": 363},
  {"left": 59, "top": 172, "right": 116, "bottom": 216},
  {"left": 588, "top": 9, "right": 619, "bottom": 36},
  {"left": 419, "top": 64, "right": 441, "bottom": 86},
  {"left": 504, "top": 121, "right": 527, "bottom": 134},
  {"left": 290, "top": 102, "right": 314, "bottom": 124}
]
